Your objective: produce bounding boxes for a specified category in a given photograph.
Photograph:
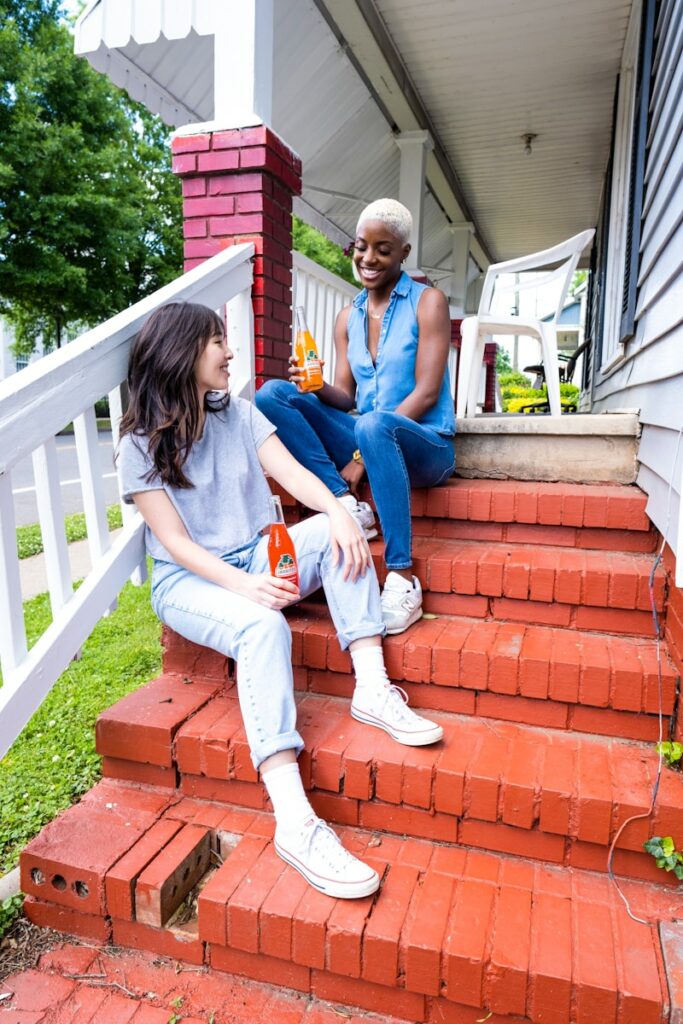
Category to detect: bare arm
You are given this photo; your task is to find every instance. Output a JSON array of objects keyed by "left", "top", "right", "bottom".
[
  {"left": 393, "top": 287, "right": 451, "bottom": 422},
  {"left": 132, "top": 489, "right": 299, "bottom": 609},
  {"left": 257, "top": 433, "right": 369, "bottom": 580}
]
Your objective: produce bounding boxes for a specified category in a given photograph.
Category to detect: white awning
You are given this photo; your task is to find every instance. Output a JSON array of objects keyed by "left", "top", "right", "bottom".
[{"left": 75, "top": 0, "right": 217, "bottom": 125}]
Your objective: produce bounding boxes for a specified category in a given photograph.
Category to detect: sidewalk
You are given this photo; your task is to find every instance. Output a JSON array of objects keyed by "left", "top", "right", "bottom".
[{"left": 19, "top": 530, "right": 123, "bottom": 601}]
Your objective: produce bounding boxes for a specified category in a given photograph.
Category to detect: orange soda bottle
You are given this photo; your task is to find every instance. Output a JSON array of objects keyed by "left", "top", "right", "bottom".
[
  {"left": 293, "top": 306, "right": 324, "bottom": 393},
  {"left": 267, "top": 494, "right": 299, "bottom": 588}
]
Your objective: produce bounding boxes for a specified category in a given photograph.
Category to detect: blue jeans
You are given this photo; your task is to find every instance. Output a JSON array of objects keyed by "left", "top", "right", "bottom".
[
  {"left": 256, "top": 380, "right": 456, "bottom": 569},
  {"left": 151, "top": 514, "right": 385, "bottom": 770}
]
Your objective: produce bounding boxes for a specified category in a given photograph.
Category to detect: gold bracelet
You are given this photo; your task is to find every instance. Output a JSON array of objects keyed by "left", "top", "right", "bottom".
[{"left": 352, "top": 448, "right": 364, "bottom": 464}]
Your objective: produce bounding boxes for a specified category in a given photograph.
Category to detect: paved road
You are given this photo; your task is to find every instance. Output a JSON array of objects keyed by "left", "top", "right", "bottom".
[{"left": 11, "top": 432, "right": 119, "bottom": 526}]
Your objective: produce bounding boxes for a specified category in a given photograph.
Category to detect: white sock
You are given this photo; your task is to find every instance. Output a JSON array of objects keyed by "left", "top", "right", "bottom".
[
  {"left": 351, "top": 644, "right": 390, "bottom": 692},
  {"left": 262, "top": 761, "right": 315, "bottom": 834}
]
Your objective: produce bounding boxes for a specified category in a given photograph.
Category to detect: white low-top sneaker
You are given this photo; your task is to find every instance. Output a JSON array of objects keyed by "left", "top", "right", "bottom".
[
  {"left": 351, "top": 682, "right": 444, "bottom": 746},
  {"left": 338, "top": 494, "right": 378, "bottom": 540},
  {"left": 380, "top": 572, "right": 423, "bottom": 634},
  {"left": 274, "top": 817, "right": 380, "bottom": 899}
]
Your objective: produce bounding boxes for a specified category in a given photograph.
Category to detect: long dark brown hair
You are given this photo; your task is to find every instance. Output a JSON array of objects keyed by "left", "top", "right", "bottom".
[{"left": 118, "top": 302, "right": 228, "bottom": 488}]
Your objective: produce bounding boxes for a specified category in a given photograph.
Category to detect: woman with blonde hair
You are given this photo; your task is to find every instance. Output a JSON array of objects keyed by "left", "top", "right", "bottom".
[{"left": 257, "top": 197, "right": 456, "bottom": 635}]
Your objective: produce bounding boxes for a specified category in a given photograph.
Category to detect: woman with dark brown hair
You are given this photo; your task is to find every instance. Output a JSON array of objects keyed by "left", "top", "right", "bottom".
[{"left": 116, "top": 301, "right": 443, "bottom": 901}]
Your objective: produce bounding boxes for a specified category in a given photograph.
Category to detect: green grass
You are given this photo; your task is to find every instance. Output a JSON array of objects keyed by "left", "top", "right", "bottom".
[
  {"left": 0, "top": 563, "right": 161, "bottom": 884},
  {"left": 16, "top": 504, "right": 123, "bottom": 559}
]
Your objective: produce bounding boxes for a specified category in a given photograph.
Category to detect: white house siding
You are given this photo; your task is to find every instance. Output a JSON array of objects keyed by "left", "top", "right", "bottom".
[{"left": 591, "top": 0, "right": 683, "bottom": 567}]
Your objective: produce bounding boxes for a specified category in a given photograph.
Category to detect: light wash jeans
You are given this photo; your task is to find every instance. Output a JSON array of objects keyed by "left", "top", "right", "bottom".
[
  {"left": 255, "top": 380, "right": 456, "bottom": 569},
  {"left": 151, "top": 514, "right": 385, "bottom": 770}
]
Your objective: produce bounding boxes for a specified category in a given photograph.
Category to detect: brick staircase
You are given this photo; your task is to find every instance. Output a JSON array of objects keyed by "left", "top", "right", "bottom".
[{"left": 20, "top": 478, "right": 683, "bottom": 1024}]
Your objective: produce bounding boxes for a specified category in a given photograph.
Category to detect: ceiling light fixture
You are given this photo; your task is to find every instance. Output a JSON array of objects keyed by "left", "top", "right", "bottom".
[{"left": 522, "top": 133, "right": 538, "bottom": 156}]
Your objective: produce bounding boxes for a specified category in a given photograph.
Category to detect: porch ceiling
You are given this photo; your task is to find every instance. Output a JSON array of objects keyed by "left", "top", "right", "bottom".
[{"left": 75, "top": 0, "right": 632, "bottom": 274}]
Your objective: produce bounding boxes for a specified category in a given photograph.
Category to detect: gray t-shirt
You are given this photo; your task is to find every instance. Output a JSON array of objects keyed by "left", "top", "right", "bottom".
[{"left": 117, "top": 397, "right": 276, "bottom": 563}]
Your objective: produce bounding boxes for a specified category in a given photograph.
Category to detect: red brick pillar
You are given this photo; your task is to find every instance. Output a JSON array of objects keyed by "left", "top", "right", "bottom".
[
  {"left": 450, "top": 318, "right": 462, "bottom": 402},
  {"left": 483, "top": 342, "right": 497, "bottom": 413},
  {"left": 171, "top": 126, "right": 302, "bottom": 388}
]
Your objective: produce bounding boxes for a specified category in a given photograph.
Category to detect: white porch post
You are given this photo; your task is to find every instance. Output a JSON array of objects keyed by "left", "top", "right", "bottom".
[
  {"left": 213, "top": 0, "right": 273, "bottom": 127},
  {"left": 395, "top": 130, "right": 433, "bottom": 275},
  {"left": 449, "top": 222, "right": 475, "bottom": 315}
]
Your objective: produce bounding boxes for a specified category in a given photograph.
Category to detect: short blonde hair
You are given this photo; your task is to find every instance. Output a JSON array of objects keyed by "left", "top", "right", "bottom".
[{"left": 356, "top": 198, "right": 413, "bottom": 245}]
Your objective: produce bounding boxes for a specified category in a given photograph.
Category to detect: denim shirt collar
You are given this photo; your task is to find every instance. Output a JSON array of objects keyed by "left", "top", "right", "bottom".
[{"left": 352, "top": 270, "right": 412, "bottom": 310}]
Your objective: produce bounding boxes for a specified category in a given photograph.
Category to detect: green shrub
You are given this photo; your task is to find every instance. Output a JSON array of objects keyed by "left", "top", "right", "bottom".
[
  {"left": 501, "top": 381, "right": 579, "bottom": 413},
  {"left": 498, "top": 371, "right": 533, "bottom": 389}
]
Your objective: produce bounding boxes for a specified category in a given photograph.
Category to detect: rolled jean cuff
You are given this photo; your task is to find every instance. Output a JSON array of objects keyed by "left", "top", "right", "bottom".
[
  {"left": 250, "top": 729, "right": 305, "bottom": 771},
  {"left": 385, "top": 562, "right": 413, "bottom": 571},
  {"left": 336, "top": 623, "right": 386, "bottom": 651}
]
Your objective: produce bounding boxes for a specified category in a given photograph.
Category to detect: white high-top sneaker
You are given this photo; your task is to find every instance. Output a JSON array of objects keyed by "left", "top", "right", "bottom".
[
  {"left": 351, "top": 682, "right": 444, "bottom": 746},
  {"left": 274, "top": 816, "right": 380, "bottom": 899}
]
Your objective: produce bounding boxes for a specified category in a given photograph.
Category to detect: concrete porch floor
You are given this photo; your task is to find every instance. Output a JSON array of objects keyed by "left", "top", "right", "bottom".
[{"left": 455, "top": 412, "right": 640, "bottom": 484}]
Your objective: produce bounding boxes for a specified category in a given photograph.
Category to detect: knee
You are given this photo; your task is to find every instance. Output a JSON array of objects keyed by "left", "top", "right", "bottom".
[
  {"left": 355, "top": 411, "right": 390, "bottom": 448},
  {"left": 254, "top": 378, "right": 295, "bottom": 413},
  {"left": 240, "top": 606, "right": 291, "bottom": 649}
]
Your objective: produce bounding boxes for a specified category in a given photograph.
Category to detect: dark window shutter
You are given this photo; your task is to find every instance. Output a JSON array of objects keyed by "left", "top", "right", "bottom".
[
  {"left": 592, "top": 80, "right": 619, "bottom": 372},
  {"left": 619, "top": 0, "right": 657, "bottom": 343},
  {"left": 582, "top": 243, "right": 597, "bottom": 391}
]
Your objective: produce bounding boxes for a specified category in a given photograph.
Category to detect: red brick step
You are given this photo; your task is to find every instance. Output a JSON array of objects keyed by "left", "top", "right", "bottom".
[
  {"left": 275, "top": 478, "right": 658, "bottom": 553},
  {"left": 161, "top": 614, "right": 678, "bottom": 741},
  {"left": 367, "top": 537, "right": 666, "bottom": 636},
  {"left": 20, "top": 779, "right": 678, "bottom": 1024},
  {"left": 92, "top": 687, "right": 683, "bottom": 884}
]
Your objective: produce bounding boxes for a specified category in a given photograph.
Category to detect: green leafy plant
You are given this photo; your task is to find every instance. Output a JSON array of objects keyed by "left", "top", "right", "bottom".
[
  {"left": 656, "top": 741, "right": 683, "bottom": 769},
  {"left": 643, "top": 836, "right": 683, "bottom": 880},
  {"left": 0, "top": 893, "right": 24, "bottom": 937}
]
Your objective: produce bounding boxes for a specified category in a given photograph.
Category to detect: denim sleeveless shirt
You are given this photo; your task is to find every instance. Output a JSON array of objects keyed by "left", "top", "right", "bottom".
[{"left": 346, "top": 272, "right": 456, "bottom": 436}]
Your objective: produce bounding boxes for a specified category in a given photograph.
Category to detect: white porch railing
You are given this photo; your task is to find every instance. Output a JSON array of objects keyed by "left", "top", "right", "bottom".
[
  {"left": 292, "top": 251, "right": 359, "bottom": 382},
  {"left": 0, "top": 243, "right": 255, "bottom": 760}
]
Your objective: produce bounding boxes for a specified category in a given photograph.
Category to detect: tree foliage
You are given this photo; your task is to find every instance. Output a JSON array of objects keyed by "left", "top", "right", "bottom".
[
  {"left": 0, "top": 0, "right": 182, "bottom": 353},
  {"left": 292, "top": 216, "right": 355, "bottom": 287}
]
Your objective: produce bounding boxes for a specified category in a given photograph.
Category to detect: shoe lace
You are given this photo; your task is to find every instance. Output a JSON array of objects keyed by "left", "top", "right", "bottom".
[
  {"left": 304, "top": 819, "right": 360, "bottom": 874},
  {"left": 381, "top": 584, "right": 412, "bottom": 610},
  {"left": 383, "top": 683, "right": 422, "bottom": 724}
]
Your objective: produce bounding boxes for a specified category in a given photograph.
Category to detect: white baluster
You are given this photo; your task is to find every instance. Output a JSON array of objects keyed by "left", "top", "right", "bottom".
[
  {"left": 0, "top": 472, "right": 27, "bottom": 677},
  {"left": 32, "top": 439, "right": 73, "bottom": 615},
  {"left": 74, "top": 406, "right": 114, "bottom": 612},
  {"left": 227, "top": 288, "right": 255, "bottom": 400},
  {"left": 109, "top": 384, "right": 147, "bottom": 586}
]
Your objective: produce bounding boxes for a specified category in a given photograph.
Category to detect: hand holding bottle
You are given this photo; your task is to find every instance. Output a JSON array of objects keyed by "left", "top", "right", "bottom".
[{"left": 292, "top": 307, "right": 324, "bottom": 393}]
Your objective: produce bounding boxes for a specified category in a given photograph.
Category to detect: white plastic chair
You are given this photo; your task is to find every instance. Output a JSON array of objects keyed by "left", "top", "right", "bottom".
[{"left": 456, "top": 229, "right": 595, "bottom": 418}]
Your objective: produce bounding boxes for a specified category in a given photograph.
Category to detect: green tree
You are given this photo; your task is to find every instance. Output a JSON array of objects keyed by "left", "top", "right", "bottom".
[
  {"left": 569, "top": 269, "right": 588, "bottom": 297},
  {"left": 292, "top": 216, "right": 355, "bottom": 286},
  {"left": 496, "top": 344, "right": 512, "bottom": 375},
  {"left": 0, "top": 1, "right": 181, "bottom": 354}
]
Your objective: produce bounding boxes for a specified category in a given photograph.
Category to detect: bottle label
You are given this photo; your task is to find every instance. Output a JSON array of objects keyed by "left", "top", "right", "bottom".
[
  {"left": 305, "top": 354, "right": 321, "bottom": 374},
  {"left": 274, "top": 553, "right": 297, "bottom": 578}
]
